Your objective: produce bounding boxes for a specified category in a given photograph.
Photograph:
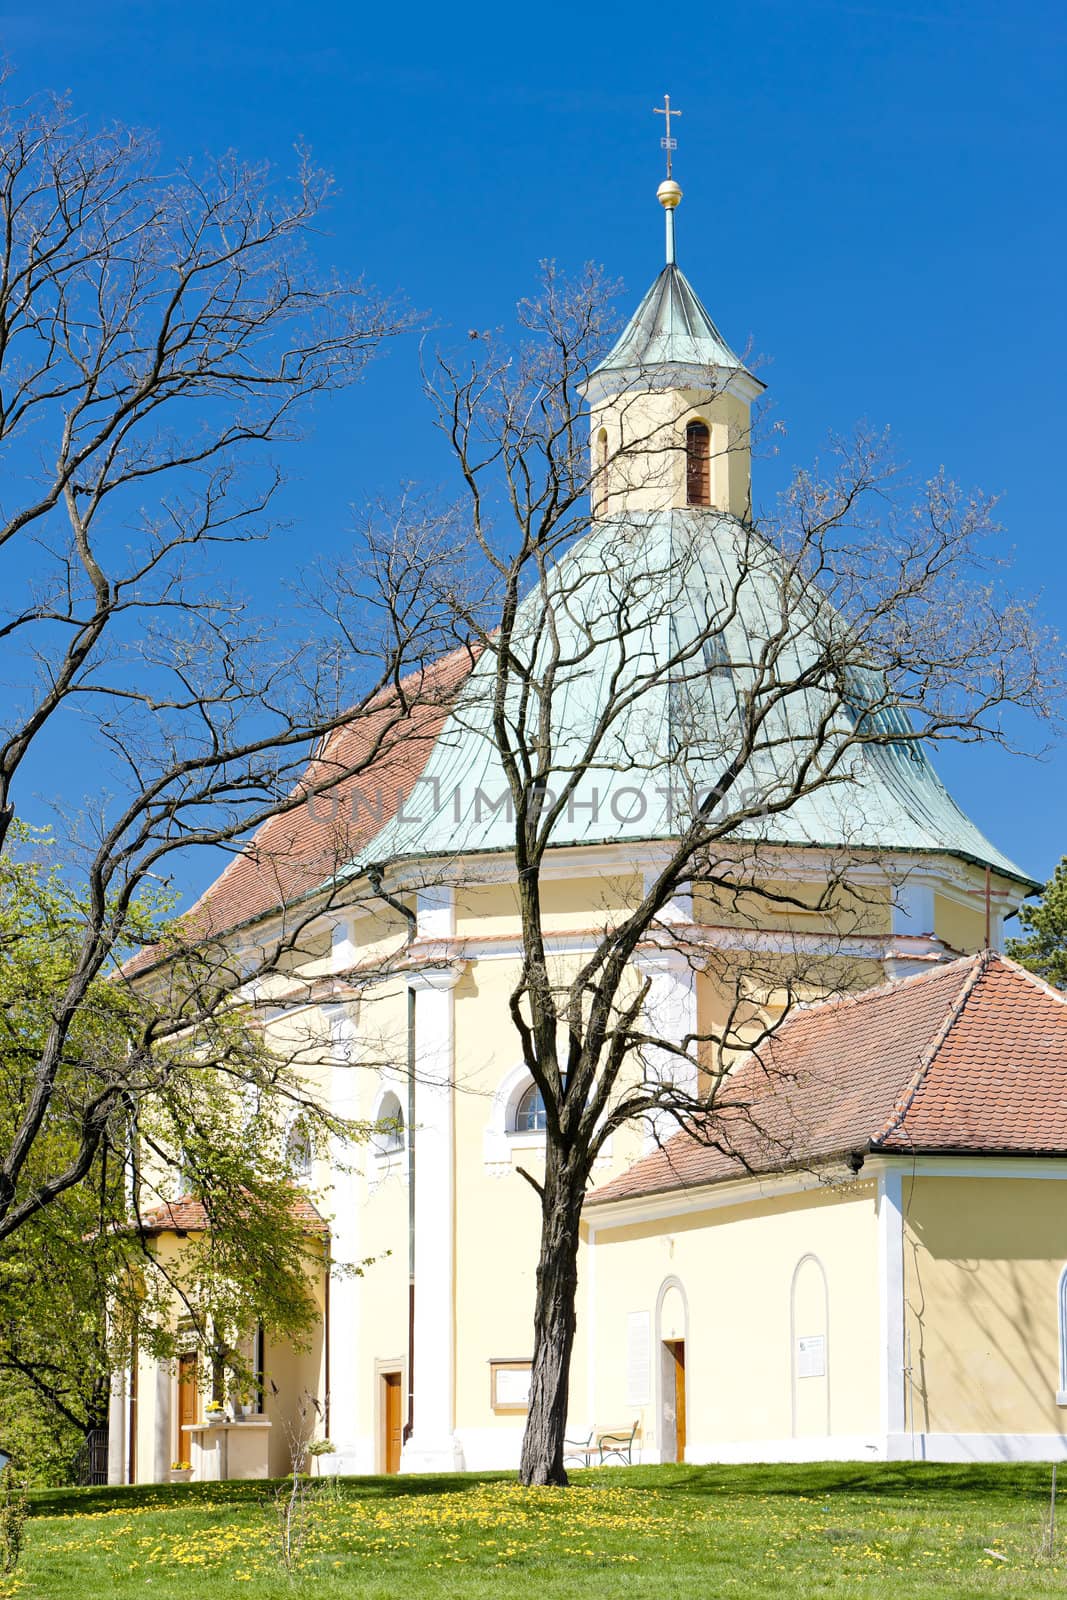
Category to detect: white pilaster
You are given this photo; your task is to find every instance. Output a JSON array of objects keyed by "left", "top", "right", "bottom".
[
  {"left": 153, "top": 1362, "right": 171, "bottom": 1482},
  {"left": 331, "top": 915, "right": 357, "bottom": 974},
  {"left": 107, "top": 1369, "right": 128, "bottom": 1485},
  {"left": 635, "top": 945, "right": 698, "bottom": 1150},
  {"left": 399, "top": 947, "right": 466, "bottom": 1473},
  {"left": 887, "top": 878, "right": 938, "bottom": 979},
  {"left": 877, "top": 1168, "right": 907, "bottom": 1451},
  {"left": 323, "top": 1003, "right": 364, "bottom": 1473},
  {"left": 643, "top": 868, "right": 693, "bottom": 927}
]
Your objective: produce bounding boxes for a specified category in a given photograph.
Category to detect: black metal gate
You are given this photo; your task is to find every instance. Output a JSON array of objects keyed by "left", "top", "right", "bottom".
[{"left": 74, "top": 1427, "right": 109, "bottom": 1486}]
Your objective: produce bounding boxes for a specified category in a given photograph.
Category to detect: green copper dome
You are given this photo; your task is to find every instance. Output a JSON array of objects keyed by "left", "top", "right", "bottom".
[{"left": 351, "top": 509, "right": 1033, "bottom": 888}]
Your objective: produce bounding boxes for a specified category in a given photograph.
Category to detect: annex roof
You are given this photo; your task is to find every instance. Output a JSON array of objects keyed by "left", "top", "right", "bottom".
[
  {"left": 121, "top": 645, "right": 473, "bottom": 976},
  {"left": 137, "top": 1192, "right": 329, "bottom": 1237},
  {"left": 589, "top": 952, "right": 1067, "bottom": 1206}
]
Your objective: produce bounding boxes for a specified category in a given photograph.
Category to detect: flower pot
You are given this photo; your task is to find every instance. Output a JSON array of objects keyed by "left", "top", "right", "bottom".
[{"left": 169, "top": 1468, "right": 194, "bottom": 1483}]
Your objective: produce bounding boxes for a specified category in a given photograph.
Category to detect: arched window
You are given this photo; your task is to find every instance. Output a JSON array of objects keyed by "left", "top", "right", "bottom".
[
  {"left": 374, "top": 1091, "right": 405, "bottom": 1155},
  {"left": 685, "top": 420, "right": 711, "bottom": 507},
  {"left": 513, "top": 1081, "right": 548, "bottom": 1133},
  {"left": 286, "top": 1120, "right": 312, "bottom": 1178}
]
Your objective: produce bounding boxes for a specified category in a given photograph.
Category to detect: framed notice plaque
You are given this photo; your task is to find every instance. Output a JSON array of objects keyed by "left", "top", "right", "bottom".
[
  {"left": 490, "top": 1360, "right": 532, "bottom": 1413},
  {"left": 796, "top": 1334, "right": 826, "bottom": 1379}
]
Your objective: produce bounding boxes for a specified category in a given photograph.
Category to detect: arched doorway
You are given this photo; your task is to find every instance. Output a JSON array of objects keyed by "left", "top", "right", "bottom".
[{"left": 656, "top": 1278, "right": 689, "bottom": 1463}]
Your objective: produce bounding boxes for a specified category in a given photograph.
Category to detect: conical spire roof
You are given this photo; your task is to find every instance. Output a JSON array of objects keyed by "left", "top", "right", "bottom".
[{"left": 586, "top": 262, "right": 764, "bottom": 400}]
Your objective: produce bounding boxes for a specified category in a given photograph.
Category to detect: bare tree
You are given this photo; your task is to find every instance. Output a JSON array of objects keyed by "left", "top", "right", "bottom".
[
  {"left": 0, "top": 84, "right": 470, "bottom": 1250},
  {"left": 417, "top": 264, "right": 1058, "bottom": 1484}
]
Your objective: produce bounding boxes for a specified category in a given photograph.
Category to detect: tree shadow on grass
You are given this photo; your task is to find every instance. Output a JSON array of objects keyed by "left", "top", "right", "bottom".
[
  {"left": 613, "top": 1461, "right": 1057, "bottom": 1505},
  {"left": 29, "top": 1461, "right": 1058, "bottom": 1519},
  {"left": 28, "top": 1469, "right": 514, "bottom": 1519}
]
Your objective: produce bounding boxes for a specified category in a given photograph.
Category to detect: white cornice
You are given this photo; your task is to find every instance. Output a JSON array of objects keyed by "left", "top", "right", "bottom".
[
  {"left": 380, "top": 925, "right": 954, "bottom": 970},
  {"left": 156, "top": 838, "right": 1030, "bottom": 978},
  {"left": 586, "top": 1161, "right": 870, "bottom": 1228},
  {"left": 586, "top": 1151, "right": 1067, "bottom": 1229}
]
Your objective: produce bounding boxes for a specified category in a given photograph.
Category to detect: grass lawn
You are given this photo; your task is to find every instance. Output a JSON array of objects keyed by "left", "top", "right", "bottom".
[{"left": 11, "top": 1461, "right": 1067, "bottom": 1599}]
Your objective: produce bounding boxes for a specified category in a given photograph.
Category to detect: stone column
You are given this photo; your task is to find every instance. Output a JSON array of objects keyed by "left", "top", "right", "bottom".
[{"left": 399, "top": 910, "right": 465, "bottom": 1472}]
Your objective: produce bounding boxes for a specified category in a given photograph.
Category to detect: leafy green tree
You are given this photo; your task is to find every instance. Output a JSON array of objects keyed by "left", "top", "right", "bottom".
[
  {"left": 0, "top": 825, "right": 357, "bottom": 1476},
  {"left": 1007, "top": 858, "right": 1067, "bottom": 988}
]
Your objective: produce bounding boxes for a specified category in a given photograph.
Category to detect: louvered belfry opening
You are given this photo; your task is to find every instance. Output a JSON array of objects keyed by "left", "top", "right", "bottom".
[{"left": 685, "top": 420, "right": 710, "bottom": 506}]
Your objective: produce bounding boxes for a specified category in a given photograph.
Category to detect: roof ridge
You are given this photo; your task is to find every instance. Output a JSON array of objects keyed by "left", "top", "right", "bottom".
[
  {"left": 986, "top": 949, "right": 1067, "bottom": 1008},
  {"left": 871, "top": 951, "right": 989, "bottom": 1149}
]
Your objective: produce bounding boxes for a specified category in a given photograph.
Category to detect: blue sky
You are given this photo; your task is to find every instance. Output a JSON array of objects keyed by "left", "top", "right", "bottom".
[{"left": 3, "top": 0, "right": 1065, "bottom": 901}]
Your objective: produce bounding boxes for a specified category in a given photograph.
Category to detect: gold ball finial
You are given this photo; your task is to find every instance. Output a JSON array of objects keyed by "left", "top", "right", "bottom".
[{"left": 657, "top": 178, "right": 682, "bottom": 210}]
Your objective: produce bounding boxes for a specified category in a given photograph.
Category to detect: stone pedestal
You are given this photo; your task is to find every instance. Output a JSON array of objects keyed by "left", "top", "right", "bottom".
[{"left": 184, "top": 1418, "right": 272, "bottom": 1481}]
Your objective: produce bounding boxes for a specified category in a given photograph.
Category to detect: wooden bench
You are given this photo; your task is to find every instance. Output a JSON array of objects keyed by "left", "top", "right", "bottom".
[
  {"left": 596, "top": 1421, "right": 641, "bottom": 1465},
  {"left": 563, "top": 1421, "right": 642, "bottom": 1467}
]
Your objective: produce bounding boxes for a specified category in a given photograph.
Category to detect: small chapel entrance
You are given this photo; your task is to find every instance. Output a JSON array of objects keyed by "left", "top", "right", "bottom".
[
  {"left": 176, "top": 1352, "right": 198, "bottom": 1463},
  {"left": 381, "top": 1371, "right": 403, "bottom": 1474},
  {"left": 661, "top": 1339, "right": 687, "bottom": 1463}
]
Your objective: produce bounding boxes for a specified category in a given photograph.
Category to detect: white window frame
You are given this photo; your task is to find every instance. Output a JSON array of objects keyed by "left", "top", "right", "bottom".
[{"left": 372, "top": 1088, "right": 407, "bottom": 1159}]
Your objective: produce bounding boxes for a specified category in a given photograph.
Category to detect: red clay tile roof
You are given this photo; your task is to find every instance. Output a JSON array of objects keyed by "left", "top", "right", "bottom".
[
  {"left": 590, "top": 953, "right": 1067, "bottom": 1205},
  {"left": 137, "top": 1192, "right": 329, "bottom": 1237},
  {"left": 123, "top": 646, "right": 474, "bottom": 977}
]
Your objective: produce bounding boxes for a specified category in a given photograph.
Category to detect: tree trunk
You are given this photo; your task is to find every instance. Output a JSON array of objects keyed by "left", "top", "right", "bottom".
[{"left": 519, "top": 1149, "right": 586, "bottom": 1486}]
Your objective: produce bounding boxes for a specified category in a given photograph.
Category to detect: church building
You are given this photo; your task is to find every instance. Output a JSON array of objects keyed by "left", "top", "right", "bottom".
[{"left": 110, "top": 162, "right": 1067, "bottom": 1484}]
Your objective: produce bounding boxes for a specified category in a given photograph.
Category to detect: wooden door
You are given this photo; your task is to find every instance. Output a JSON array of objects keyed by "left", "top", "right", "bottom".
[
  {"left": 382, "top": 1372, "right": 403, "bottom": 1474},
  {"left": 666, "top": 1340, "right": 686, "bottom": 1462},
  {"left": 176, "top": 1353, "right": 198, "bottom": 1462}
]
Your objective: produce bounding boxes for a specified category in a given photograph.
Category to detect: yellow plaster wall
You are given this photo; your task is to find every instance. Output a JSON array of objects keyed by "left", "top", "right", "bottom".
[
  {"left": 452, "top": 957, "right": 578, "bottom": 1435},
  {"left": 933, "top": 894, "right": 988, "bottom": 956},
  {"left": 590, "top": 1179, "right": 880, "bottom": 1454},
  {"left": 262, "top": 1257, "right": 327, "bottom": 1477},
  {"left": 590, "top": 387, "right": 752, "bottom": 519},
  {"left": 903, "top": 1175, "right": 1067, "bottom": 1437},
  {"left": 447, "top": 952, "right": 660, "bottom": 1440},
  {"left": 694, "top": 880, "right": 891, "bottom": 938},
  {"left": 454, "top": 881, "right": 522, "bottom": 936},
  {"left": 351, "top": 1143, "right": 412, "bottom": 1468},
  {"left": 454, "top": 874, "right": 644, "bottom": 937},
  {"left": 327, "top": 978, "right": 411, "bottom": 1466}
]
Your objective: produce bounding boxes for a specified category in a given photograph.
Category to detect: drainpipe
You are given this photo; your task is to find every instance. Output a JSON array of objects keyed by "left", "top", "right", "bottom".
[
  {"left": 323, "top": 1252, "right": 331, "bottom": 1438},
  {"left": 127, "top": 1329, "right": 138, "bottom": 1483},
  {"left": 403, "top": 984, "right": 416, "bottom": 1443}
]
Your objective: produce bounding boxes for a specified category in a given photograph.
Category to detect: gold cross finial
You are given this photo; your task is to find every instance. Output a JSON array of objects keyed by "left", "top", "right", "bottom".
[{"left": 654, "top": 94, "right": 682, "bottom": 178}]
